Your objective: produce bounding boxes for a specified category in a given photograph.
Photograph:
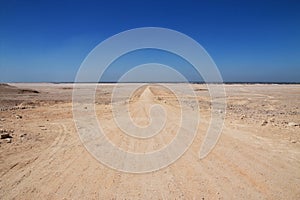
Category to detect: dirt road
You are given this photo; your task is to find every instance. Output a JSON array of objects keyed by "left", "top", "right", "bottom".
[{"left": 0, "top": 83, "right": 299, "bottom": 199}]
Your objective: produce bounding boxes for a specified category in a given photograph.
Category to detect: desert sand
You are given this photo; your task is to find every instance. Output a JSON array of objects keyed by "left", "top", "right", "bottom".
[{"left": 0, "top": 83, "right": 299, "bottom": 199}]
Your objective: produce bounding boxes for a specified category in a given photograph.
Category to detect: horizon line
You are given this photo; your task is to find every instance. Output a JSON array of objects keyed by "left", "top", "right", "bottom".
[{"left": 2, "top": 81, "right": 300, "bottom": 84}]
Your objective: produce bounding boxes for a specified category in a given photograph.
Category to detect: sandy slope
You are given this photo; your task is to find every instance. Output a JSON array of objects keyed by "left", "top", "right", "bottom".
[{"left": 0, "top": 83, "right": 299, "bottom": 199}]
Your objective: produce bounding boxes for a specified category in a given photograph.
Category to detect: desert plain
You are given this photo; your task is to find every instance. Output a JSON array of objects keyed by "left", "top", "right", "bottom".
[{"left": 0, "top": 83, "right": 299, "bottom": 199}]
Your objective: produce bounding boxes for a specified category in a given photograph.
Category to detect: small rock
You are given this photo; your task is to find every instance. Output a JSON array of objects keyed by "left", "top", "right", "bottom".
[
  {"left": 269, "top": 118, "right": 275, "bottom": 123},
  {"left": 240, "top": 115, "right": 246, "bottom": 120},
  {"left": 6, "top": 138, "right": 12, "bottom": 143},
  {"left": 20, "top": 133, "right": 27, "bottom": 137},
  {"left": 0, "top": 118, "right": 5, "bottom": 121},
  {"left": 1, "top": 133, "right": 12, "bottom": 139},
  {"left": 15, "top": 115, "right": 22, "bottom": 119},
  {"left": 261, "top": 120, "right": 268, "bottom": 126},
  {"left": 288, "top": 122, "right": 299, "bottom": 127},
  {"left": 291, "top": 140, "right": 297, "bottom": 143},
  {"left": 41, "top": 127, "right": 47, "bottom": 130}
]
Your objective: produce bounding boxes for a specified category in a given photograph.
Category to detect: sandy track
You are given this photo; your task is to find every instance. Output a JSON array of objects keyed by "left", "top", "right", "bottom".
[{"left": 0, "top": 83, "right": 299, "bottom": 199}]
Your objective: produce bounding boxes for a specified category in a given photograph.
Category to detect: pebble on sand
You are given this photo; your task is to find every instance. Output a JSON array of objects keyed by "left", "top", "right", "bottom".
[
  {"left": 288, "top": 122, "right": 299, "bottom": 127},
  {"left": 20, "top": 133, "right": 27, "bottom": 137},
  {"left": 5, "top": 138, "right": 12, "bottom": 143},
  {"left": 261, "top": 120, "right": 268, "bottom": 126},
  {"left": 269, "top": 118, "right": 275, "bottom": 123},
  {"left": 1, "top": 133, "right": 11, "bottom": 139},
  {"left": 15, "top": 115, "right": 22, "bottom": 119}
]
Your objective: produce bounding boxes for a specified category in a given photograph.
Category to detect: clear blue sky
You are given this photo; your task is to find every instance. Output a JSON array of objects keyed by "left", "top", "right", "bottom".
[{"left": 0, "top": 0, "right": 299, "bottom": 82}]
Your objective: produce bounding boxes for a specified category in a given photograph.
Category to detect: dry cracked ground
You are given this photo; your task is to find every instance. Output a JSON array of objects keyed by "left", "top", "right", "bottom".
[{"left": 0, "top": 83, "right": 299, "bottom": 199}]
